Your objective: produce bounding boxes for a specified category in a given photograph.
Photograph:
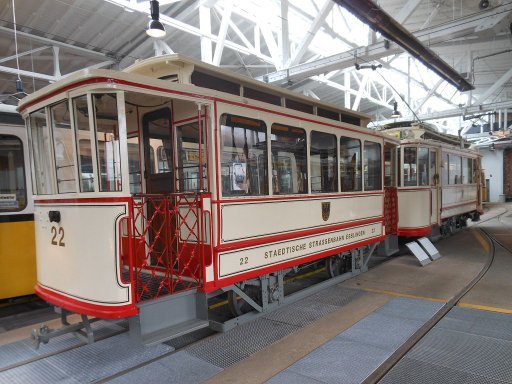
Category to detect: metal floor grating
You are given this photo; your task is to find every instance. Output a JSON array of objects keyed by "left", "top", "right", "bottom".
[
  {"left": 186, "top": 286, "right": 363, "bottom": 368},
  {"left": 380, "top": 307, "right": 512, "bottom": 384},
  {"left": 267, "top": 297, "right": 443, "bottom": 384},
  {"left": 0, "top": 320, "right": 125, "bottom": 370},
  {"left": 0, "top": 332, "right": 173, "bottom": 384}
]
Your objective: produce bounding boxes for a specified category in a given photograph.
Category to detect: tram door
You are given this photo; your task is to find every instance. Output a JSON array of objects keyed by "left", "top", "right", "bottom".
[
  {"left": 430, "top": 148, "right": 440, "bottom": 225},
  {"left": 142, "top": 108, "right": 173, "bottom": 194},
  {"left": 142, "top": 107, "right": 175, "bottom": 267}
]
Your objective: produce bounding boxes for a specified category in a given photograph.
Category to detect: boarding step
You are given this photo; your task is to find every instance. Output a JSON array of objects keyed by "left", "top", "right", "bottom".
[
  {"left": 129, "top": 289, "right": 209, "bottom": 345},
  {"left": 406, "top": 237, "right": 441, "bottom": 266},
  {"left": 377, "top": 235, "right": 399, "bottom": 257}
]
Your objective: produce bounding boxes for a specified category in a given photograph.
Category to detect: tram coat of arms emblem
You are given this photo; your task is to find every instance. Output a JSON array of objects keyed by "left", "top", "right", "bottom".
[{"left": 322, "top": 202, "right": 331, "bottom": 221}]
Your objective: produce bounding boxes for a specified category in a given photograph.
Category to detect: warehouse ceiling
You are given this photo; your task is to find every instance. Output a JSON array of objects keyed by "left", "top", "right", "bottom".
[{"left": 1, "top": 0, "right": 512, "bottom": 131}]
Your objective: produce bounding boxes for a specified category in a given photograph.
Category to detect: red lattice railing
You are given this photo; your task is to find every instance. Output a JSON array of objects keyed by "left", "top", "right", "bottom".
[
  {"left": 122, "top": 193, "right": 205, "bottom": 303},
  {"left": 384, "top": 187, "right": 398, "bottom": 235}
]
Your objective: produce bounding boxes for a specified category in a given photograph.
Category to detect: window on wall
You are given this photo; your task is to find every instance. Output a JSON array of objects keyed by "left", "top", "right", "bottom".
[
  {"left": 29, "top": 108, "right": 53, "bottom": 195},
  {"left": 442, "top": 153, "right": 449, "bottom": 185},
  {"left": 364, "top": 141, "right": 381, "bottom": 191},
  {"left": 384, "top": 143, "right": 396, "bottom": 187},
  {"left": 220, "top": 114, "right": 268, "bottom": 196},
  {"left": 340, "top": 137, "right": 361, "bottom": 191},
  {"left": 93, "top": 94, "right": 122, "bottom": 192},
  {"left": 449, "top": 154, "right": 462, "bottom": 184},
  {"left": 429, "top": 149, "right": 437, "bottom": 186},
  {"left": 403, "top": 147, "right": 417, "bottom": 186},
  {"left": 418, "top": 147, "right": 429, "bottom": 186},
  {"left": 310, "top": 131, "right": 337, "bottom": 193},
  {"left": 177, "top": 122, "right": 208, "bottom": 192},
  {"left": 270, "top": 124, "right": 307, "bottom": 194},
  {"left": 0, "top": 135, "right": 27, "bottom": 212},
  {"left": 73, "top": 96, "right": 95, "bottom": 192},
  {"left": 462, "top": 157, "right": 472, "bottom": 184},
  {"left": 50, "top": 101, "right": 76, "bottom": 193}
]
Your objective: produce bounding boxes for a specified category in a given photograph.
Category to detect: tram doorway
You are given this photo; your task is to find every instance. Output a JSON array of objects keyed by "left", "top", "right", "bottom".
[{"left": 142, "top": 107, "right": 173, "bottom": 194}]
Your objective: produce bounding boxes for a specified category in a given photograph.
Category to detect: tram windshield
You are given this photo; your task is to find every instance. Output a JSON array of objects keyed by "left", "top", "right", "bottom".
[{"left": 0, "top": 135, "right": 27, "bottom": 211}]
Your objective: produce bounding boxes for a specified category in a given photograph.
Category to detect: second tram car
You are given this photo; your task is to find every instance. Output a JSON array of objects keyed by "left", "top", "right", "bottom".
[
  {"left": 0, "top": 108, "right": 36, "bottom": 300},
  {"left": 19, "top": 55, "right": 400, "bottom": 342},
  {"left": 380, "top": 123, "right": 483, "bottom": 238}
]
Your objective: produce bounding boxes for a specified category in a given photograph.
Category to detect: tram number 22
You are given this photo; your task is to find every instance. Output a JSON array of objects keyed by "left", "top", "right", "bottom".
[{"left": 50, "top": 226, "right": 65, "bottom": 247}]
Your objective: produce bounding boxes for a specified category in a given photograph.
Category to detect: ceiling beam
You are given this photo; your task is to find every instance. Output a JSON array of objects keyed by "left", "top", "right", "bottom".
[{"left": 259, "top": 2, "right": 512, "bottom": 85}]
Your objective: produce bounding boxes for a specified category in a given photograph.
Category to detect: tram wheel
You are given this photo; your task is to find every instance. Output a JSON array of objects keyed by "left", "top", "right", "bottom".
[
  {"left": 326, "top": 253, "right": 351, "bottom": 278},
  {"left": 227, "top": 284, "right": 262, "bottom": 317}
]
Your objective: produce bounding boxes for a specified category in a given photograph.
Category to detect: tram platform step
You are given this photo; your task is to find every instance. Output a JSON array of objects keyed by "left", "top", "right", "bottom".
[
  {"left": 138, "top": 319, "right": 210, "bottom": 346},
  {"left": 129, "top": 289, "right": 209, "bottom": 346}
]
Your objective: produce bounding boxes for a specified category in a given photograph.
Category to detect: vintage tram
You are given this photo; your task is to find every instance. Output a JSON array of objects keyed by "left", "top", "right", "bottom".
[
  {"left": 0, "top": 107, "right": 36, "bottom": 300},
  {"left": 19, "top": 54, "right": 401, "bottom": 343},
  {"left": 380, "top": 122, "right": 483, "bottom": 238}
]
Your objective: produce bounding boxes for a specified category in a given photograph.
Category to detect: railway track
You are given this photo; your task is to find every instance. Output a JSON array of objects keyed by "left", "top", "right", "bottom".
[{"left": 364, "top": 208, "right": 512, "bottom": 384}]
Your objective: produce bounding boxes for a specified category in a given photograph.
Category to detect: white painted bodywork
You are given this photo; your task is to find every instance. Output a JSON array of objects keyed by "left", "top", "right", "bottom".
[
  {"left": 441, "top": 185, "right": 478, "bottom": 219},
  {"left": 35, "top": 203, "right": 131, "bottom": 305},
  {"left": 397, "top": 189, "right": 431, "bottom": 230},
  {"left": 221, "top": 194, "right": 382, "bottom": 242}
]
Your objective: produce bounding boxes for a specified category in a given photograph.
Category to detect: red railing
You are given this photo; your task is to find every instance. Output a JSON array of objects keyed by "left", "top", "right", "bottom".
[
  {"left": 384, "top": 187, "right": 398, "bottom": 235},
  {"left": 122, "top": 193, "right": 205, "bottom": 303}
]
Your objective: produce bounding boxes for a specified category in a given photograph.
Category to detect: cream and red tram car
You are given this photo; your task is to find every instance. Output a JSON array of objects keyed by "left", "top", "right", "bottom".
[
  {"left": 381, "top": 123, "right": 483, "bottom": 238},
  {"left": 19, "top": 54, "right": 400, "bottom": 341}
]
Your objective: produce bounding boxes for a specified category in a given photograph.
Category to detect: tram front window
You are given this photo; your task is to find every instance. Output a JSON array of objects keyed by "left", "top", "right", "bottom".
[
  {"left": 0, "top": 135, "right": 27, "bottom": 211},
  {"left": 29, "top": 108, "right": 53, "bottom": 195},
  {"left": 92, "top": 94, "right": 122, "bottom": 192},
  {"left": 50, "top": 100, "right": 76, "bottom": 193},
  {"left": 73, "top": 96, "right": 95, "bottom": 192}
]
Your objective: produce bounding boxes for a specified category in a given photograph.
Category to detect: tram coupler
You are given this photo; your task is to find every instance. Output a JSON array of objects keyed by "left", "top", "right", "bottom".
[{"left": 31, "top": 308, "right": 97, "bottom": 349}]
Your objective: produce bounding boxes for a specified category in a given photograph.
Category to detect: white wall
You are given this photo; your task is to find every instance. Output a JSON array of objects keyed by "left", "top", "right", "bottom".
[{"left": 481, "top": 149, "right": 504, "bottom": 202}]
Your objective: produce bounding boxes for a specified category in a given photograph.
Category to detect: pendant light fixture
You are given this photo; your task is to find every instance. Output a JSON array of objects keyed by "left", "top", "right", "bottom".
[
  {"left": 391, "top": 101, "right": 402, "bottom": 118},
  {"left": 146, "top": 0, "right": 166, "bottom": 38}
]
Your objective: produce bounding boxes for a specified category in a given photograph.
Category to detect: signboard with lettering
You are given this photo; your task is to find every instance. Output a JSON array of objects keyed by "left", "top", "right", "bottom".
[{"left": 218, "top": 222, "right": 382, "bottom": 278}]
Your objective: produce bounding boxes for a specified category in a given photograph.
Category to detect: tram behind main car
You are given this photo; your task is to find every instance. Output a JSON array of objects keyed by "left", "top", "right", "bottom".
[
  {"left": 18, "top": 54, "right": 478, "bottom": 344},
  {"left": 379, "top": 122, "right": 483, "bottom": 239},
  {"left": 0, "top": 109, "right": 36, "bottom": 300}
]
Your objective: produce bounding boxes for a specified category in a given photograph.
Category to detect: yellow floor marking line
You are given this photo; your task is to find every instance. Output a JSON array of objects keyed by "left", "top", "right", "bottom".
[
  {"left": 458, "top": 303, "right": 512, "bottom": 314},
  {"left": 208, "top": 267, "right": 327, "bottom": 310},
  {"left": 472, "top": 229, "right": 491, "bottom": 253},
  {"left": 362, "top": 287, "right": 447, "bottom": 303}
]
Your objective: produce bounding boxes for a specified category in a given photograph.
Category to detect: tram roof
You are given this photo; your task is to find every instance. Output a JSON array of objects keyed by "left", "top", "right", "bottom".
[{"left": 19, "top": 54, "right": 371, "bottom": 128}]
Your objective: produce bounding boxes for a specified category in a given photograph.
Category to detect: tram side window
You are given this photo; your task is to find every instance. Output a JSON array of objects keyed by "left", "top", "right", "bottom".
[
  {"left": 73, "top": 96, "right": 94, "bottom": 192},
  {"left": 271, "top": 124, "right": 307, "bottom": 194},
  {"left": 340, "top": 137, "right": 361, "bottom": 191},
  {"left": 429, "top": 150, "right": 437, "bottom": 186},
  {"left": 177, "top": 122, "right": 208, "bottom": 192},
  {"left": 93, "top": 94, "right": 122, "bottom": 192},
  {"left": 449, "top": 154, "right": 462, "bottom": 184},
  {"left": 0, "top": 135, "right": 27, "bottom": 211},
  {"left": 220, "top": 114, "right": 268, "bottom": 196},
  {"left": 50, "top": 101, "right": 76, "bottom": 193},
  {"left": 364, "top": 141, "right": 381, "bottom": 191},
  {"left": 29, "top": 108, "right": 53, "bottom": 194},
  {"left": 403, "top": 147, "right": 417, "bottom": 186},
  {"left": 442, "top": 153, "right": 449, "bottom": 185},
  {"left": 384, "top": 143, "right": 396, "bottom": 187},
  {"left": 418, "top": 147, "right": 429, "bottom": 186},
  {"left": 310, "top": 131, "right": 337, "bottom": 193},
  {"left": 462, "top": 157, "right": 472, "bottom": 184}
]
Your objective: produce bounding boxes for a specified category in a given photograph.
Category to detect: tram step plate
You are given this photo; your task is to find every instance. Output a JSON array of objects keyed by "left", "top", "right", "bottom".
[{"left": 138, "top": 319, "right": 210, "bottom": 346}]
